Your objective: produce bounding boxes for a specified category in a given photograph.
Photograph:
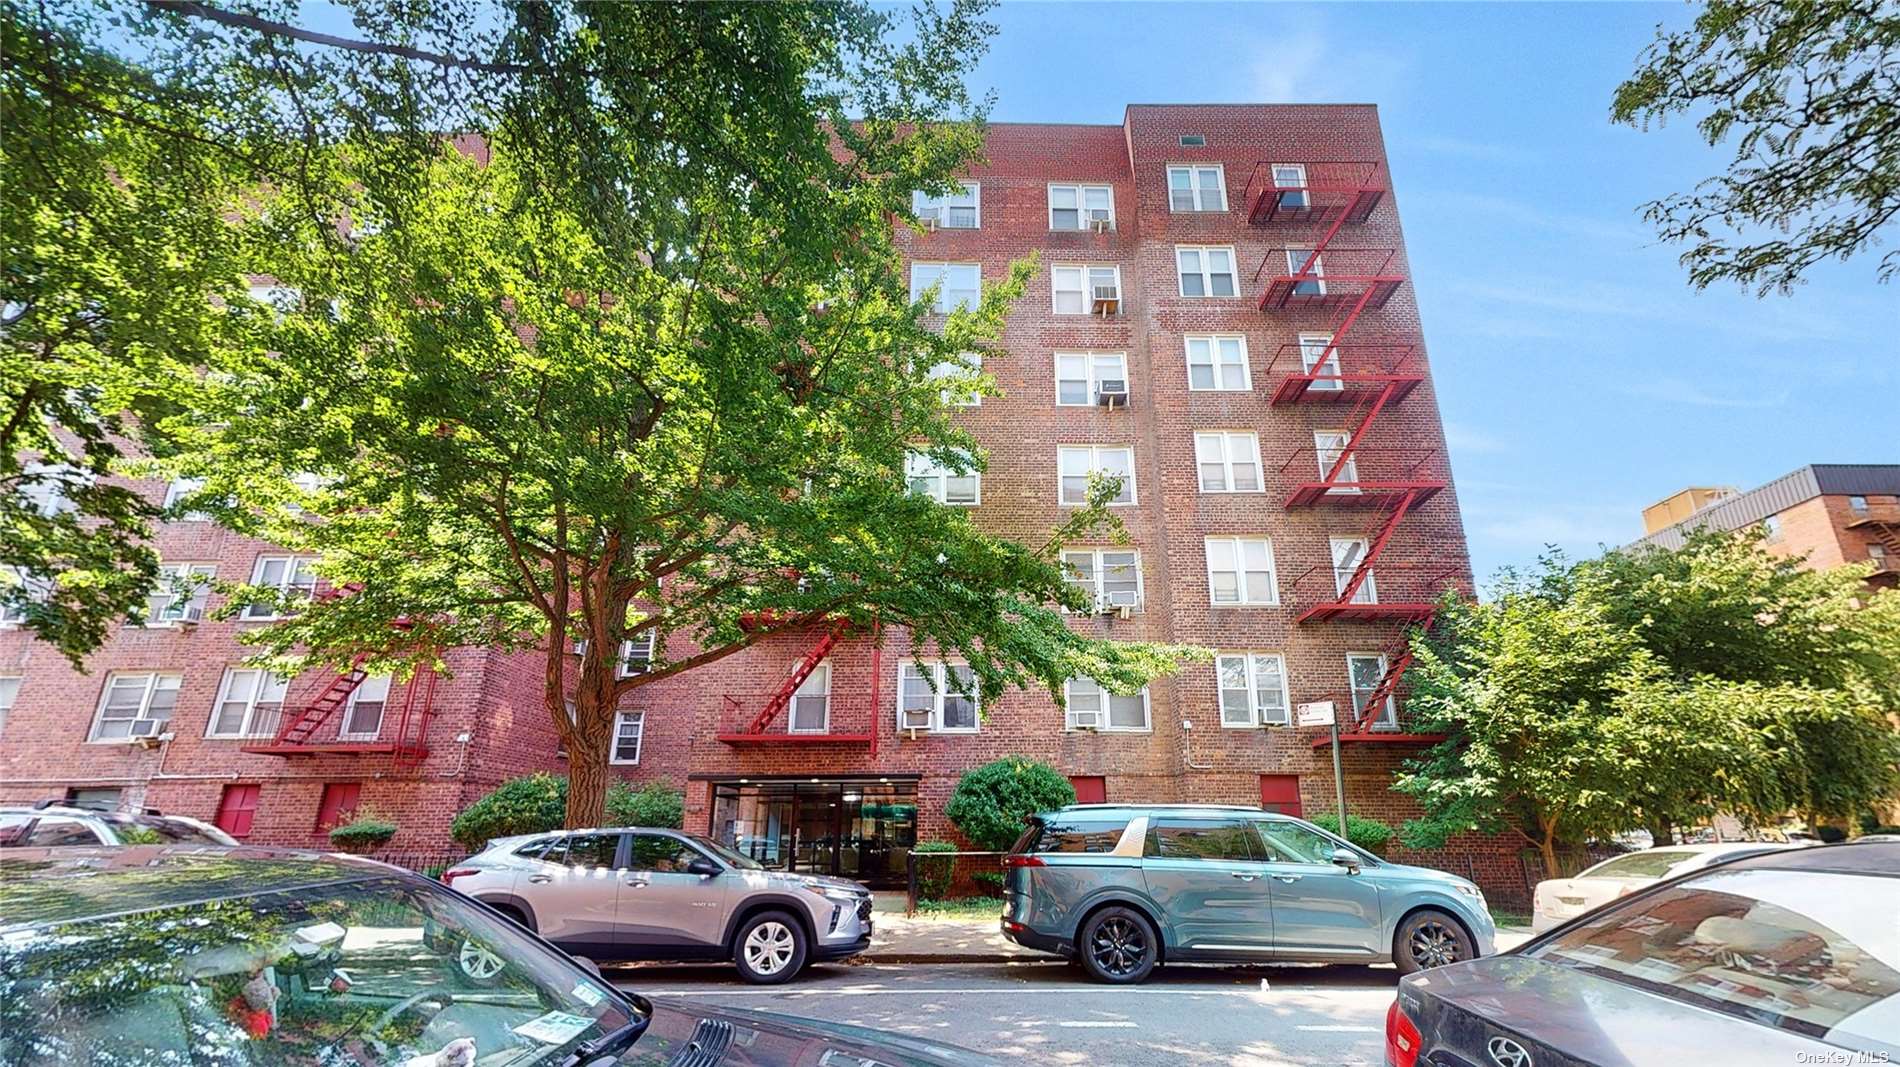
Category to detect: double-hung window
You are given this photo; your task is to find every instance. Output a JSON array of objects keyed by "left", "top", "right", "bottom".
[
  {"left": 163, "top": 477, "right": 211, "bottom": 521},
  {"left": 1205, "top": 537, "right": 1277, "bottom": 605},
  {"left": 910, "top": 263, "right": 980, "bottom": 312},
  {"left": 341, "top": 675, "right": 390, "bottom": 739},
  {"left": 1314, "top": 431, "right": 1361, "bottom": 494},
  {"left": 1299, "top": 333, "right": 1342, "bottom": 390},
  {"left": 1218, "top": 652, "right": 1290, "bottom": 727},
  {"left": 1055, "top": 353, "right": 1128, "bottom": 406},
  {"left": 1285, "top": 247, "right": 1326, "bottom": 296},
  {"left": 208, "top": 668, "right": 287, "bottom": 738},
  {"left": 1348, "top": 654, "right": 1398, "bottom": 729},
  {"left": 898, "top": 662, "right": 978, "bottom": 732},
  {"left": 611, "top": 710, "right": 645, "bottom": 763},
  {"left": 1185, "top": 336, "right": 1249, "bottom": 391},
  {"left": 1194, "top": 432, "right": 1262, "bottom": 493},
  {"left": 1271, "top": 163, "right": 1309, "bottom": 211},
  {"left": 1176, "top": 246, "right": 1237, "bottom": 297},
  {"left": 1058, "top": 446, "right": 1135, "bottom": 505},
  {"left": 242, "top": 555, "right": 318, "bottom": 619},
  {"left": 1330, "top": 536, "right": 1378, "bottom": 603},
  {"left": 0, "top": 675, "right": 18, "bottom": 736},
  {"left": 90, "top": 672, "right": 180, "bottom": 741},
  {"left": 1052, "top": 265, "right": 1121, "bottom": 315},
  {"left": 907, "top": 451, "right": 980, "bottom": 505},
  {"left": 1167, "top": 165, "right": 1226, "bottom": 211},
  {"left": 927, "top": 353, "right": 983, "bottom": 407},
  {"left": 19, "top": 464, "right": 84, "bottom": 517},
  {"left": 1065, "top": 677, "right": 1150, "bottom": 731},
  {"left": 145, "top": 563, "right": 215, "bottom": 625},
  {"left": 619, "top": 632, "right": 655, "bottom": 677},
  {"left": 1062, "top": 548, "right": 1142, "bottom": 611},
  {"left": 790, "top": 663, "right": 830, "bottom": 733},
  {"left": 913, "top": 182, "right": 979, "bottom": 229},
  {"left": 1049, "top": 184, "right": 1114, "bottom": 230}
]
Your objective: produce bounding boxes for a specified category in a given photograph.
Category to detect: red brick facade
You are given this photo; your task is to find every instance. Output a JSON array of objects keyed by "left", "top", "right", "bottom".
[{"left": 0, "top": 105, "right": 1521, "bottom": 893}]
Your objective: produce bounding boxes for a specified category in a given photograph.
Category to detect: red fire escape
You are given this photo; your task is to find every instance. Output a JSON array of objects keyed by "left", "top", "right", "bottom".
[
  {"left": 1246, "top": 160, "right": 1452, "bottom": 744},
  {"left": 240, "top": 616, "right": 439, "bottom": 768},
  {"left": 715, "top": 614, "right": 883, "bottom": 755}
]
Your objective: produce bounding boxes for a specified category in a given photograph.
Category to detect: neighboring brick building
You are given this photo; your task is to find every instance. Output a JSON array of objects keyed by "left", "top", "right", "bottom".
[
  {"left": 1638, "top": 464, "right": 1900, "bottom": 588},
  {"left": 1, "top": 104, "right": 1513, "bottom": 892}
]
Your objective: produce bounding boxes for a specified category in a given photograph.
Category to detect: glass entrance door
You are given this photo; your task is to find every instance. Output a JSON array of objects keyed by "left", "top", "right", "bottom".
[{"left": 710, "top": 779, "right": 918, "bottom": 887}]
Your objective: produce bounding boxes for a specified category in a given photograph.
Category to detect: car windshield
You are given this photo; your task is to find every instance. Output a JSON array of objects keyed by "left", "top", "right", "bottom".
[
  {"left": 691, "top": 834, "right": 763, "bottom": 870},
  {"left": 1529, "top": 866, "right": 1900, "bottom": 1057},
  {"left": 0, "top": 870, "right": 647, "bottom": 1066},
  {"left": 1579, "top": 849, "right": 1699, "bottom": 880}
]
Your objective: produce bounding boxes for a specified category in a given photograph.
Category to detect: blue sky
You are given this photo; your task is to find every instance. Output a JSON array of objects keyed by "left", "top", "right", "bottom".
[{"left": 965, "top": 2, "right": 1897, "bottom": 583}]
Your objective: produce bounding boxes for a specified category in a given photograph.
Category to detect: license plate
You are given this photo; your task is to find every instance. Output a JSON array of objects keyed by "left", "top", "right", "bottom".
[{"left": 1559, "top": 896, "right": 1585, "bottom": 906}]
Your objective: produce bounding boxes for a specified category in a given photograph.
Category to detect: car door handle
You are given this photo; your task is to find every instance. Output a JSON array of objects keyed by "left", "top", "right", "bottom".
[
  {"left": 1272, "top": 874, "right": 1302, "bottom": 883},
  {"left": 1230, "top": 872, "right": 1259, "bottom": 881},
  {"left": 623, "top": 878, "right": 648, "bottom": 888},
  {"left": 527, "top": 875, "right": 552, "bottom": 884}
]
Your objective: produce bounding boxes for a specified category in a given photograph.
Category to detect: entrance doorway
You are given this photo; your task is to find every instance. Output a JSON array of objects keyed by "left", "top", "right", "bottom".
[{"left": 709, "top": 778, "right": 919, "bottom": 888}]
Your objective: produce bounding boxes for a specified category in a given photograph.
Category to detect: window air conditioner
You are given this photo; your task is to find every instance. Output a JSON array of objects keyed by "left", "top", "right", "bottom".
[
  {"left": 1105, "top": 589, "right": 1139, "bottom": 610},
  {"left": 1088, "top": 210, "right": 1112, "bottom": 232},
  {"left": 1096, "top": 379, "right": 1128, "bottom": 407},
  {"left": 921, "top": 214, "right": 939, "bottom": 231},
  {"left": 1115, "top": 604, "right": 1135, "bottom": 620},
  {"left": 898, "top": 707, "right": 933, "bottom": 733},
  {"left": 1068, "top": 710, "right": 1101, "bottom": 730},
  {"left": 179, "top": 603, "right": 205, "bottom": 625},
  {"left": 130, "top": 719, "right": 161, "bottom": 738},
  {"left": 1091, "top": 285, "right": 1121, "bottom": 316}
]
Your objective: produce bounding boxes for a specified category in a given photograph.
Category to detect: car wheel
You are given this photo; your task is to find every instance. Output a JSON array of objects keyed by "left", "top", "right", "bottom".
[
  {"left": 486, "top": 903, "right": 531, "bottom": 931},
  {"left": 1078, "top": 906, "right": 1158, "bottom": 984},
  {"left": 456, "top": 937, "right": 508, "bottom": 987},
  {"left": 734, "top": 911, "right": 808, "bottom": 985},
  {"left": 1394, "top": 910, "right": 1474, "bottom": 975}
]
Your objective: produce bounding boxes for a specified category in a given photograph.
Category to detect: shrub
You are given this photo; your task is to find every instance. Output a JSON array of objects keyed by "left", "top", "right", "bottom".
[
  {"left": 450, "top": 773, "right": 684, "bottom": 850},
  {"left": 912, "top": 840, "right": 956, "bottom": 900},
  {"left": 1305, "top": 813, "right": 1395, "bottom": 855},
  {"left": 329, "top": 807, "right": 398, "bottom": 853},
  {"left": 943, "top": 756, "right": 1076, "bottom": 851},
  {"left": 972, "top": 870, "right": 1006, "bottom": 896}
]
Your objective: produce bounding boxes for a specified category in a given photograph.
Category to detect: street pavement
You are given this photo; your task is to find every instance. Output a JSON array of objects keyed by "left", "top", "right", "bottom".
[{"left": 611, "top": 958, "right": 1411, "bottom": 1066}]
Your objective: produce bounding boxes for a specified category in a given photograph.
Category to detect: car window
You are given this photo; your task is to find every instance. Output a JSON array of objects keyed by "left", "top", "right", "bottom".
[
  {"left": 563, "top": 833, "right": 623, "bottom": 870},
  {"left": 628, "top": 834, "right": 704, "bottom": 874},
  {"left": 539, "top": 835, "right": 571, "bottom": 866},
  {"left": 25, "top": 818, "right": 103, "bottom": 847},
  {"left": 1144, "top": 818, "right": 1259, "bottom": 861},
  {"left": 98, "top": 815, "right": 227, "bottom": 845},
  {"left": 0, "top": 814, "right": 37, "bottom": 847},
  {"left": 1582, "top": 850, "right": 1700, "bottom": 879},
  {"left": 1531, "top": 867, "right": 1900, "bottom": 1056},
  {"left": 513, "top": 837, "right": 553, "bottom": 860},
  {"left": 1258, "top": 820, "right": 1340, "bottom": 864},
  {"left": 1020, "top": 816, "right": 1128, "bottom": 854}
]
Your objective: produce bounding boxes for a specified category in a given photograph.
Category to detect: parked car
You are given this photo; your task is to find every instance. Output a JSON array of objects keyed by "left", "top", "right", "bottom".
[
  {"left": 1386, "top": 841, "right": 1899, "bottom": 1067},
  {"left": 998, "top": 804, "right": 1496, "bottom": 983},
  {"left": 443, "top": 826, "right": 874, "bottom": 983},
  {"left": 0, "top": 844, "right": 998, "bottom": 1066},
  {"left": 0, "top": 800, "right": 236, "bottom": 848},
  {"left": 1529, "top": 841, "right": 1798, "bottom": 932}
]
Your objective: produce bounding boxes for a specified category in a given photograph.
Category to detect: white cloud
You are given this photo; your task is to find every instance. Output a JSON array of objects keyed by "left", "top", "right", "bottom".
[
  {"left": 1444, "top": 421, "right": 1508, "bottom": 455},
  {"left": 1243, "top": 19, "right": 1413, "bottom": 103}
]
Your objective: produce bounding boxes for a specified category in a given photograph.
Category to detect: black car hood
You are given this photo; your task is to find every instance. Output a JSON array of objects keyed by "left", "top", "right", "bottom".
[
  {"left": 1402, "top": 954, "right": 1844, "bottom": 1067},
  {"left": 616, "top": 998, "right": 1001, "bottom": 1066}
]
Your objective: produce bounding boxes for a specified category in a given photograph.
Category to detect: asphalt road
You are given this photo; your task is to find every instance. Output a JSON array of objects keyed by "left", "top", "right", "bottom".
[{"left": 611, "top": 958, "right": 1401, "bottom": 1066}]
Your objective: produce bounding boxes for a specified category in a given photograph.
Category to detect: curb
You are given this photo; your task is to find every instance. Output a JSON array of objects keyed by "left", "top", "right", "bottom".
[{"left": 853, "top": 952, "right": 1048, "bottom": 965}]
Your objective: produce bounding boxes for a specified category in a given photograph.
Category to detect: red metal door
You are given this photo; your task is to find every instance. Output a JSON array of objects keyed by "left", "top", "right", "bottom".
[
  {"left": 1259, "top": 775, "right": 1302, "bottom": 818},
  {"left": 315, "top": 783, "right": 361, "bottom": 832},
  {"left": 215, "top": 784, "right": 261, "bottom": 838},
  {"left": 1068, "top": 776, "right": 1107, "bottom": 804}
]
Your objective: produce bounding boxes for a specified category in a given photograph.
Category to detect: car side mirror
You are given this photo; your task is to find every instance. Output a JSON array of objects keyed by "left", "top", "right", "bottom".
[
  {"left": 686, "top": 857, "right": 721, "bottom": 878},
  {"left": 1331, "top": 848, "right": 1361, "bottom": 872}
]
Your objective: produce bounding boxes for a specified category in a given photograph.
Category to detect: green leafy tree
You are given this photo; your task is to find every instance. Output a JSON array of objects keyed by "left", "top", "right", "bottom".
[
  {"left": 1613, "top": 0, "right": 1900, "bottom": 293},
  {"left": 450, "top": 774, "right": 687, "bottom": 851},
  {"left": 944, "top": 756, "right": 1077, "bottom": 851}
]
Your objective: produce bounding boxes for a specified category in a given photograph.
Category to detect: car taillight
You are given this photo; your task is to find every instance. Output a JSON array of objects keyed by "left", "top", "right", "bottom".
[
  {"left": 442, "top": 867, "right": 481, "bottom": 886},
  {"left": 1385, "top": 1000, "right": 1421, "bottom": 1067},
  {"left": 1002, "top": 855, "right": 1046, "bottom": 869}
]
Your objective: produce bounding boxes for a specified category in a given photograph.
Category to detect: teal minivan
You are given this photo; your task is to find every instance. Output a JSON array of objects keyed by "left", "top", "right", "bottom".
[{"left": 999, "top": 804, "right": 1495, "bottom": 983}]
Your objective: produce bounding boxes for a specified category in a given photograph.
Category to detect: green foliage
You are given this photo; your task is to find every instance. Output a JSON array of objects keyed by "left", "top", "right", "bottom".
[
  {"left": 911, "top": 840, "right": 957, "bottom": 900},
  {"left": 327, "top": 815, "right": 398, "bottom": 852},
  {"left": 450, "top": 774, "right": 683, "bottom": 850},
  {"left": 1305, "top": 813, "right": 1395, "bottom": 854},
  {"left": 913, "top": 896, "right": 1006, "bottom": 917},
  {"left": 1612, "top": 0, "right": 1900, "bottom": 292},
  {"left": 943, "top": 756, "right": 1077, "bottom": 851},
  {"left": 972, "top": 870, "right": 1006, "bottom": 895}
]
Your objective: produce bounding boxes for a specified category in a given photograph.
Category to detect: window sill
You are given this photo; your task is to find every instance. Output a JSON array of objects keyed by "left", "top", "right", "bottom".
[
  {"left": 1209, "top": 600, "right": 1282, "bottom": 608},
  {"left": 1066, "top": 727, "right": 1152, "bottom": 735}
]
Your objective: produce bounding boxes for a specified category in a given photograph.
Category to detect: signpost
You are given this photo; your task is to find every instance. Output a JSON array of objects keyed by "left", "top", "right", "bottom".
[{"left": 1298, "top": 700, "right": 1348, "bottom": 830}]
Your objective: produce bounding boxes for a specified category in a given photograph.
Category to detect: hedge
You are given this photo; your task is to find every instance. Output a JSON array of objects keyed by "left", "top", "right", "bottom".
[
  {"left": 450, "top": 773, "right": 684, "bottom": 850},
  {"left": 1304, "top": 813, "right": 1395, "bottom": 854},
  {"left": 943, "top": 756, "right": 1076, "bottom": 851}
]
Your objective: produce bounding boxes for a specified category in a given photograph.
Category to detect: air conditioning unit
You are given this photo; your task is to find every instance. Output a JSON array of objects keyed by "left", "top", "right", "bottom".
[
  {"left": 1091, "top": 285, "right": 1121, "bottom": 316},
  {"left": 178, "top": 603, "right": 205, "bottom": 626},
  {"left": 898, "top": 707, "right": 933, "bottom": 737},
  {"left": 921, "top": 214, "right": 939, "bottom": 232},
  {"left": 129, "top": 719, "right": 162, "bottom": 738},
  {"left": 1088, "top": 211, "right": 1112, "bottom": 233},
  {"left": 1067, "top": 710, "right": 1101, "bottom": 731},
  {"left": 1096, "top": 379, "right": 1128, "bottom": 408}
]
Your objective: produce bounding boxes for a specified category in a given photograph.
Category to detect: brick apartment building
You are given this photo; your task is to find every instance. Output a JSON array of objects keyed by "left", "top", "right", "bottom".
[
  {"left": 1638, "top": 464, "right": 1900, "bottom": 588},
  {"left": 1, "top": 104, "right": 1513, "bottom": 890}
]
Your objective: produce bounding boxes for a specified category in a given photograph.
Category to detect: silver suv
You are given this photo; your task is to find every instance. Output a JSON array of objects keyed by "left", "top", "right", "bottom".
[
  {"left": 444, "top": 827, "right": 874, "bottom": 983},
  {"left": 1000, "top": 804, "right": 1496, "bottom": 983},
  {"left": 0, "top": 803, "right": 236, "bottom": 848}
]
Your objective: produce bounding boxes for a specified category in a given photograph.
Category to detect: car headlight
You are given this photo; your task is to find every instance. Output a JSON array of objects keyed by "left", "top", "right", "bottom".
[
  {"left": 800, "top": 881, "right": 862, "bottom": 903},
  {"left": 1454, "top": 882, "right": 1485, "bottom": 905}
]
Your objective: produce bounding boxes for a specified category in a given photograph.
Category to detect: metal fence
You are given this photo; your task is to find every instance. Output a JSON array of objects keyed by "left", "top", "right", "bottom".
[
  {"left": 905, "top": 849, "right": 1006, "bottom": 914},
  {"left": 358, "top": 849, "right": 470, "bottom": 879}
]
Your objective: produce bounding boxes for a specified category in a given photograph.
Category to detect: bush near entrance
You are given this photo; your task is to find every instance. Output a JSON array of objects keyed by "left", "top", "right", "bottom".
[
  {"left": 328, "top": 813, "right": 398, "bottom": 854},
  {"left": 451, "top": 774, "right": 683, "bottom": 851},
  {"left": 1305, "top": 813, "right": 1395, "bottom": 855},
  {"left": 944, "top": 757, "right": 1077, "bottom": 852},
  {"left": 912, "top": 840, "right": 957, "bottom": 900}
]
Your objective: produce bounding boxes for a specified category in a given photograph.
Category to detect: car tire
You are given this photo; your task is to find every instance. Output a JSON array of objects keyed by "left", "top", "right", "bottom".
[
  {"left": 733, "top": 911, "right": 808, "bottom": 985},
  {"left": 486, "top": 903, "right": 531, "bottom": 931},
  {"left": 1077, "top": 906, "right": 1158, "bottom": 984},
  {"left": 1394, "top": 909, "right": 1474, "bottom": 975}
]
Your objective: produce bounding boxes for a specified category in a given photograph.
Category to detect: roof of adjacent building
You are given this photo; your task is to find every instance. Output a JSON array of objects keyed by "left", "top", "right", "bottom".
[{"left": 1638, "top": 464, "right": 1900, "bottom": 550}]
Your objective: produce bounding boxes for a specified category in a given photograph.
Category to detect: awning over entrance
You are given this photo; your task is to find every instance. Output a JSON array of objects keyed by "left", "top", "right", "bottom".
[{"left": 708, "top": 777, "right": 919, "bottom": 889}]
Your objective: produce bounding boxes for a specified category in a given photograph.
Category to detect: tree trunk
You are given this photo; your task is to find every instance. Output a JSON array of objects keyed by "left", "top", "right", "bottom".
[
  {"left": 1538, "top": 834, "right": 1560, "bottom": 880},
  {"left": 565, "top": 724, "right": 610, "bottom": 828}
]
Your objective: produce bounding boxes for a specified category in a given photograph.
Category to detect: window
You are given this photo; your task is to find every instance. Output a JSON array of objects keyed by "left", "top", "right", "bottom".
[
  {"left": 1178, "top": 134, "right": 1206, "bottom": 147},
  {"left": 1017, "top": 814, "right": 1127, "bottom": 853},
  {"left": 0, "top": 675, "right": 18, "bottom": 737},
  {"left": 1259, "top": 775, "right": 1302, "bottom": 818},
  {"left": 611, "top": 710, "right": 644, "bottom": 764},
  {"left": 1761, "top": 514, "right": 1784, "bottom": 542},
  {"left": 557, "top": 832, "right": 622, "bottom": 870},
  {"left": 927, "top": 353, "right": 982, "bottom": 407},
  {"left": 1058, "top": 445, "right": 1135, "bottom": 505},
  {"left": 1270, "top": 163, "right": 1309, "bottom": 211},
  {"left": 17, "top": 463, "right": 83, "bottom": 517},
  {"left": 790, "top": 663, "right": 830, "bottom": 733},
  {"left": 619, "top": 632, "right": 655, "bottom": 677},
  {"left": 241, "top": 555, "right": 318, "bottom": 619},
  {"left": 1065, "top": 677, "right": 1149, "bottom": 731},
  {"left": 162, "top": 477, "right": 210, "bottom": 521},
  {"left": 0, "top": 567, "right": 49, "bottom": 626},
  {"left": 340, "top": 675, "right": 390, "bottom": 739},
  {"left": 898, "top": 662, "right": 977, "bottom": 732},
  {"left": 906, "top": 450, "right": 980, "bottom": 505},
  {"left": 1167, "top": 165, "right": 1226, "bottom": 212},
  {"left": 1848, "top": 495, "right": 1870, "bottom": 514},
  {"left": 1052, "top": 265, "right": 1121, "bottom": 315},
  {"left": 90, "top": 672, "right": 180, "bottom": 740},
  {"left": 1205, "top": 537, "right": 1277, "bottom": 605},
  {"left": 1299, "top": 333, "right": 1342, "bottom": 390},
  {"left": 1195, "top": 432, "right": 1262, "bottom": 493},
  {"left": 1259, "top": 819, "right": 1342, "bottom": 864},
  {"left": 213, "top": 784, "right": 260, "bottom": 838},
  {"left": 1314, "top": 430, "right": 1361, "bottom": 493},
  {"left": 1144, "top": 817, "right": 1259, "bottom": 860},
  {"left": 1049, "top": 184, "right": 1113, "bottom": 230},
  {"left": 1348, "top": 653, "right": 1397, "bottom": 728},
  {"left": 1055, "top": 352, "right": 1128, "bottom": 406},
  {"left": 1218, "top": 652, "right": 1290, "bottom": 727},
  {"left": 1185, "top": 336, "right": 1250, "bottom": 391},
  {"left": 145, "top": 563, "right": 214, "bottom": 625},
  {"left": 65, "top": 787, "right": 122, "bottom": 811},
  {"left": 1870, "top": 544, "right": 1890, "bottom": 570},
  {"left": 208, "top": 668, "right": 287, "bottom": 739},
  {"left": 1067, "top": 776, "right": 1108, "bottom": 804},
  {"left": 1330, "top": 536, "right": 1378, "bottom": 603},
  {"left": 630, "top": 832, "right": 705, "bottom": 873},
  {"left": 910, "top": 263, "right": 980, "bottom": 313},
  {"left": 1285, "top": 247, "right": 1326, "bottom": 296},
  {"left": 913, "top": 182, "right": 979, "bottom": 229},
  {"left": 1176, "top": 246, "right": 1237, "bottom": 297},
  {"left": 316, "top": 783, "right": 361, "bottom": 832},
  {"left": 1062, "top": 548, "right": 1143, "bottom": 611}
]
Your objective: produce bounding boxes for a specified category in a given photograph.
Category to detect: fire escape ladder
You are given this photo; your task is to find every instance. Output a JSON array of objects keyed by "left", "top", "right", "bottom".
[
  {"left": 1322, "top": 379, "right": 1401, "bottom": 489},
  {"left": 743, "top": 619, "right": 847, "bottom": 735},
  {"left": 391, "top": 668, "right": 440, "bottom": 769},
  {"left": 1354, "top": 643, "right": 1416, "bottom": 732},
  {"left": 1334, "top": 490, "right": 1419, "bottom": 607},
  {"left": 271, "top": 655, "right": 371, "bottom": 746}
]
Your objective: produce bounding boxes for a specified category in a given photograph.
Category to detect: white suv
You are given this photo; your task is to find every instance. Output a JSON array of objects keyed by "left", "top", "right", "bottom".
[
  {"left": 443, "top": 827, "right": 875, "bottom": 983},
  {"left": 0, "top": 803, "right": 236, "bottom": 847}
]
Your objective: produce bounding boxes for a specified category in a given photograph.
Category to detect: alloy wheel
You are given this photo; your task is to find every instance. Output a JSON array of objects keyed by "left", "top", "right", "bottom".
[
  {"left": 1089, "top": 916, "right": 1148, "bottom": 977},
  {"left": 1409, "top": 920, "right": 1461, "bottom": 968},
  {"left": 458, "top": 938, "right": 505, "bottom": 981},
  {"left": 743, "top": 921, "right": 797, "bottom": 976}
]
